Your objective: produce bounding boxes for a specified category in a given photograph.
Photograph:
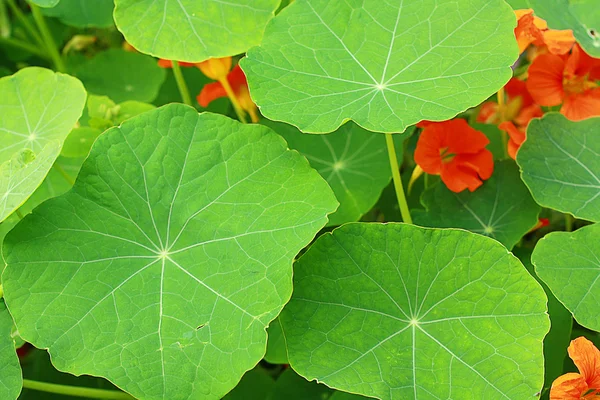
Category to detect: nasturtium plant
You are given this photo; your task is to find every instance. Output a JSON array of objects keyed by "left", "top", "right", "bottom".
[
  {"left": 517, "top": 114, "right": 600, "bottom": 222},
  {"left": 113, "top": 0, "right": 280, "bottom": 62},
  {"left": 533, "top": 223, "right": 600, "bottom": 332},
  {"left": 241, "top": 0, "right": 518, "bottom": 133},
  {"left": 264, "top": 120, "right": 411, "bottom": 226},
  {"left": 264, "top": 318, "right": 288, "bottom": 365},
  {"left": 280, "top": 223, "right": 549, "bottom": 400},
  {"left": 73, "top": 49, "right": 166, "bottom": 103},
  {"left": 41, "top": 0, "right": 115, "bottom": 28},
  {"left": 2, "top": 104, "right": 338, "bottom": 400},
  {"left": 413, "top": 160, "right": 541, "bottom": 249},
  {"left": 0, "top": 301, "right": 21, "bottom": 400},
  {"left": 0, "top": 67, "right": 86, "bottom": 223}
]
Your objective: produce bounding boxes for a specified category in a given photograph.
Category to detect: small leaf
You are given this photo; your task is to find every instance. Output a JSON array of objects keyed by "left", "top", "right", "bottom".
[
  {"left": 533, "top": 223, "right": 600, "bottom": 332},
  {"left": 241, "top": 0, "right": 518, "bottom": 133},
  {"left": 517, "top": 113, "right": 600, "bottom": 222},
  {"left": 0, "top": 300, "right": 22, "bottom": 400},
  {"left": 281, "top": 223, "right": 549, "bottom": 400},
  {"left": 0, "top": 67, "right": 86, "bottom": 223},
  {"left": 113, "top": 0, "right": 280, "bottom": 62},
  {"left": 413, "top": 160, "right": 541, "bottom": 249},
  {"left": 61, "top": 127, "right": 102, "bottom": 158},
  {"left": 2, "top": 104, "right": 338, "bottom": 400},
  {"left": 264, "top": 318, "right": 288, "bottom": 365},
  {"left": 41, "top": 0, "right": 114, "bottom": 28},
  {"left": 265, "top": 120, "right": 411, "bottom": 226},
  {"left": 73, "top": 49, "right": 166, "bottom": 103}
]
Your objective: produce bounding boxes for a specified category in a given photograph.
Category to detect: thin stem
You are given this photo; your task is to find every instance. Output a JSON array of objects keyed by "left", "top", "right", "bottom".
[
  {"left": 217, "top": 77, "right": 248, "bottom": 123},
  {"left": 22, "top": 380, "right": 134, "bottom": 400},
  {"left": 30, "top": 5, "right": 65, "bottom": 72},
  {"left": 5, "top": 0, "right": 45, "bottom": 48},
  {"left": 171, "top": 61, "right": 193, "bottom": 106},
  {"left": 54, "top": 163, "right": 75, "bottom": 186},
  {"left": 0, "top": 36, "right": 48, "bottom": 59},
  {"left": 15, "top": 209, "right": 24, "bottom": 219},
  {"left": 565, "top": 214, "right": 574, "bottom": 232},
  {"left": 385, "top": 134, "right": 412, "bottom": 224}
]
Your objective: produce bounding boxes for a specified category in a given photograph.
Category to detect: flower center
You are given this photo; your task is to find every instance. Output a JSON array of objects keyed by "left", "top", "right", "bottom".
[
  {"left": 439, "top": 147, "right": 456, "bottom": 163},
  {"left": 563, "top": 74, "right": 597, "bottom": 96}
]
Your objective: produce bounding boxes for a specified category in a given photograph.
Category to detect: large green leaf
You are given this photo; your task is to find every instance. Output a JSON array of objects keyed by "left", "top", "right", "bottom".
[
  {"left": 523, "top": 0, "right": 600, "bottom": 57},
  {"left": 113, "top": 0, "right": 280, "bottom": 62},
  {"left": 264, "top": 120, "right": 410, "bottom": 226},
  {"left": 2, "top": 105, "right": 338, "bottom": 400},
  {"left": 73, "top": 49, "right": 166, "bottom": 103},
  {"left": 241, "top": 0, "right": 518, "bottom": 133},
  {"left": 41, "top": 0, "right": 115, "bottom": 28},
  {"left": 517, "top": 114, "right": 600, "bottom": 222},
  {"left": 533, "top": 223, "right": 600, "bottom": 332},
  {"left": 264, "top": 318, "right": 288, "bottom": 365},
  {"left": 0, "top": 300, "right": 21, "bottom": 400},
  {"left": 0, "top": 67, "right": 86, "bottom": 223},
  {"left": 281, "top": 223, "right": 549, "bottom": 400},
  {"left": 413, "top": 161, "right": 541, "bottom": 249}
]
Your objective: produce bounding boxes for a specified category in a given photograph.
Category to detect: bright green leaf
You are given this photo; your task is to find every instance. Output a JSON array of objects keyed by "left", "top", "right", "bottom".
[
  {"left": 0, "top": 300, "right": 21, "bottom": 400},
  {"left": 269, "top": 369, "right": 333, "bottom": 400},
  {"left": 113, "top": 0, "right": 280, "bottom": 62},
  {"left": 265, "top": 318, "right": 288, "bottom": 365},
  {"left": 517, "top": 113, "right": 600, "bottom": 222},
  {"left": 27, "top": 0, "right": 59, "bottom": 7},
  {"left": 73, "top": 49, "right": 166, "bottom": 103},
  {"left": 413, "top": 160, "right": 541, "bottom": 249},
  {"left": 41, "top": 0, "right": 115, "bottom": 28},
  {"left": 281, "top": 223, "right": 549, "bottom": 400},
  {"left": 0, "top": 67, "right": 86, "bottom": 223},
  {"left": 264, "top": 120, "right": 410, "bottom": 226},
  {"left": 533, "top": 223, "right": 600, "bottom": 332},
  {"left": 2, "top": 104, "right": 338, "bottom": 400},
  {"left": 241, "top": 0, "right": 518, "bottom": 133}
]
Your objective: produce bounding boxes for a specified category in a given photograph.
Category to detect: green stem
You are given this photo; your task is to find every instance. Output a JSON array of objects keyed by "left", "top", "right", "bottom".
[
  {"left": 217, "top": 76, "right": 248, "bottom": 123},
  {"left": 171, "top": 60, "right": 193, "bottom": 106},
  {"left": 5, "top": 0, "right": 45, "bottom": 48},
  {"left": 385, "top": 134, "right": 412, "bottom": 224},
  {"left": 0, "top": 36, "right": 48, "bottom": 59},
  {"left": 565, "top": 214, "right": 574, "bottom": 232},
  {"left": 54, "top": 163, "right": 75, "bottom": 186},
  {"left": 15, "top": 209, "right": 24, "bottom": 219},
  {"left": 30, "top": 4, "right": 65, "bottom": 72},
  {"left": 22, "top": 380, "right": 134, "bottom": 400}
]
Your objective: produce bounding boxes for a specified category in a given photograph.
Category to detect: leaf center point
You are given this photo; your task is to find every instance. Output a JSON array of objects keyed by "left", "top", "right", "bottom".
[
  {"left": 409, "top": 318, "right": 420, "bottom": 326},
  {"left": 375, "top": 83, "right": 387, "bottom": 91}
]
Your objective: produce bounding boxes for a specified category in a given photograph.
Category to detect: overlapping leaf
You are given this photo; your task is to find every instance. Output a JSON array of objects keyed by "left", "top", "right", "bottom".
[
  {"left": 2, "top": 104, "right": 338, "bottom": 400},
  {"left": 241, "top": 0, "right": 518, "bottom": 133},
  {"left": 113, "top": 0, "right": 280, "bottom": 62},
  {"left": 281, "top": 223, "right": 548, "bottom": 400},
  {"left": 265, "top": 120, "right": 410, "bottom": 226},
  {"left": 533, "top": 223, "right": 600, "bottom": 331},
  {"left": 517, "top": 114, "right": 600, "bottom": 222},
  {"left": 0, "top": 301, "right": 21, "bottom": 400},
  {"left": 0, "top": 67, "right": 86, "bottom": 223},
  {"left": 41, "top": 0, "right": 115, "bottom": 28},
  {"left": 27, "top": 0, "right": 59, "bottom": 7},
  {"left": 265, "top": 318, "right": 288, "bottom": 364},
  {"left": 413, "top": 161, "right": 541, "bottom": 249}
]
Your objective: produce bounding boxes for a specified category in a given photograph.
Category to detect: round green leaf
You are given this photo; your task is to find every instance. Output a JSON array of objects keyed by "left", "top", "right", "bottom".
[
  {"left": 264, "top": 120, "right": 410, "bottom": 226},
  {"left": 2, "top": 104, "right": 338, "bottom": 400},
  {"left": 241, "top": 0, "right": 518, "bottom": 133},
  {"left": 73, "top": 49, "right": 166, "bottom": 103},
  {"left": 281, "top": 223, "right": 549, "bottom": 400},
  {"left": 41, "top": 0, "right": 115, "bottom": 28},
  {"left": 60, "top": 127, "right": 102, "bottom": 158},
  {"left": 0, "top": 301, "right": 22, "bottom": 400},
  {"left": 413, "top": 160, "right": 541, "bottom": 249},
  {"left": 0, "top": 67, "right": 86, "bottom": 223},
  {"left": 517, "top": 113, "right": 600, "bottom": 222},
  {"left": 533, "top": 223, "right": 600, "bottom": 332},
  {"left": 113, "top": 0, "right": 280, "bottom": 62}
]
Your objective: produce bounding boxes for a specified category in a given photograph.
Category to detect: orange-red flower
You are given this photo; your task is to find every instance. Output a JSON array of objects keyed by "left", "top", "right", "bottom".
[
  {"left": 414, "top": 119, "right": 494, "bottom": 193},
  {"left": 550, "top": 337, "right": 600, "bottom": 400},
  {"left": 197, "top": 65, "right": 258, "bottom": 122},
  {"left": 514, "top": 9, "right": 575, "bottom": 55},
  {"left": 527, "top": 44, "right": 600, "bottom": 121}
]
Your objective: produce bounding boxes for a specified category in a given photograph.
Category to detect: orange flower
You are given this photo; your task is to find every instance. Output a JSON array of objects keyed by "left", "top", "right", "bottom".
[
  {"left": 414, "top": 119, "right": 494, "bottom": 193},
  {"left": 197, "top": 65, "right": 259, "bottom": 122},
  {"left": 550, "top": 337, "right": 600, "bottom": 400},
  {"left": 527, "top": 44, "right": 600, "bottom": 121},
  {"left": 514, "top": 9, "right": 575, "bottom": 55}
]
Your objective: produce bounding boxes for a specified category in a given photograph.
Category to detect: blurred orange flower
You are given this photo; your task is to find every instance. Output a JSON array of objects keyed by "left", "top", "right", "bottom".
[
  {"left": 550, "top": 337, "right": 600, "bottom": 400},
  {"left": 527, "top": 44, "right": 600, "bottom": 121},
  {"left": 514, "top": 9, "right": 575, "bottom": 55},
  {"left": 414, "top": 119, "right": 494, "bottom": 193}
]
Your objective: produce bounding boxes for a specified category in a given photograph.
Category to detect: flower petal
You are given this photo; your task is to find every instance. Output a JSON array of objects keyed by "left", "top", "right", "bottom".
[
  {"left": 543, "top": 29, "right": 575, "bottom": 55},
  {"left": 527, "top": 53, "right": 566, "bottom": 106},
  {"left": 550, "top": 373, "right": 590, "bottom": 400},
  {"left": 444, "top": 119, "right": 489, "bottom": 154},
  {"left": 568, "top": 337, "right": 600, "bottom": 390},
  {"left": 197, "top": 81, "right": 227, "bottom": 107},
  {"left": 561, "top": 89, "right": 600, "bottom": 121}
]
